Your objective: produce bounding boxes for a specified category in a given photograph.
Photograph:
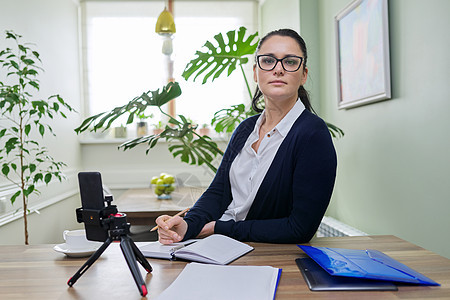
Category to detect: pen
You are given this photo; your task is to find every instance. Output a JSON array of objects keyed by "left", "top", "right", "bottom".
[{"left": 150, "top": 207, "right": 190, "bottom": 232}]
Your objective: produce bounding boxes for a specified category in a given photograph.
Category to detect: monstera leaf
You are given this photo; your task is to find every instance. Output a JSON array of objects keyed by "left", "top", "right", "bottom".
[
  {"left": 182, "top": 26, "right": 259, "bottom": 84},
  {"left": 211, "top": 104, "right": 256, "bottom": 133},
  {"left": 74, "top": 81, "right": 182, "bottom": 133},
  {"left": 75, "top": 82, "right": 223, "bottom": 173},
  {"left": 118, "top": 114, "right": 222, "bottom": 173}
]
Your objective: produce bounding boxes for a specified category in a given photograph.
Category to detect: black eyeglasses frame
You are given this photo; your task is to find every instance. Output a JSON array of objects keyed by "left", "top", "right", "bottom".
[{"left": 256, "top": 55, "right": 304, "bottom": 72}]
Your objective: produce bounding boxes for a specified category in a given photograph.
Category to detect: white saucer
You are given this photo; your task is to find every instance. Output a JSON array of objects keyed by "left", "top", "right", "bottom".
[{"left": 53, "top": 242, "right": 102, "bottom": 258}]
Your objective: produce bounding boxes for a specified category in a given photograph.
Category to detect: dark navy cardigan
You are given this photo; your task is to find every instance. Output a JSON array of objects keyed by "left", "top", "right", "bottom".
[{"left": 183, "top": 109, "right": 337, "bottom": 243}]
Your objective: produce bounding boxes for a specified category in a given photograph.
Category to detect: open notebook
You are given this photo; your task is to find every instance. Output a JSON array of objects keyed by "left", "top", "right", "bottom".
[
  {"left": 139, "top": 234, "right": 254, "bottom": 265},
  {"left": 155, "top": 262, "right": 282, "bottom": 300}
]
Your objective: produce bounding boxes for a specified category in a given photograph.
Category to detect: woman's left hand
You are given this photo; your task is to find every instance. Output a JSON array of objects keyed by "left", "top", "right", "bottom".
[{"left": 196, "top": 221, "right": 216, "bottom": 238}]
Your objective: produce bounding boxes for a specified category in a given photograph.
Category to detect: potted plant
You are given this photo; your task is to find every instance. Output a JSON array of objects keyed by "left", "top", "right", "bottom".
[
  {"left": 182, "top": 27, "right": 344, "bottom": 138},
  {"left": 152, "top": 120, "right": 165, "bottom": 135},
  {"left": 136, "top": 112, "right": 153, "bottom": 137},
  {"left": 0, "top": 31, "right": 75, "bottom": 244},
  {"left": 113, "top": 125, "right": 127, "bottom": 138},
  {"left": 75, "top": 82, "right": 223, "bottom": 173},
  {"left": 198, "top": 123, "right": 210, "bottom": 136},
  {"left": 74, "top": 27, "right": 343, "bottom": 174}
]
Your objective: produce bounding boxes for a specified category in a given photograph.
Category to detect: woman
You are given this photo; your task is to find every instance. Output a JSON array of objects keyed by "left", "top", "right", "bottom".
[{"left": 156, "top": 29, "right": 337, "bottom": 244}]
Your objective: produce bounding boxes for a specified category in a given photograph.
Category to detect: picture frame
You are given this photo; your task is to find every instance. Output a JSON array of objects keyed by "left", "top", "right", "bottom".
[{"left": 335, "top": 0, "right": 391, "bottom": 109}]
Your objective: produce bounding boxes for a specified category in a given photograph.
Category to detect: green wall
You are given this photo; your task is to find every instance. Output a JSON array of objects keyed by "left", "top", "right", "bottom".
[{"left": 261, "top": 0, "right": 450, "bottom": 258}]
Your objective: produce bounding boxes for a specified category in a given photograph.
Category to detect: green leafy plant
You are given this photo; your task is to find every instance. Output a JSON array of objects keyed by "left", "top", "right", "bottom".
[
  {"left": 74, "top": 82, "right": 223, "bottom": 172},
  {"left": 75, "top": 27, "right": 343, "bottom": 175},
  {"left": 182, "top": 26, "right": 344, "bottom": 138},
  {"left": 0, "top": 31, "right": 75, "bottom": 244}
]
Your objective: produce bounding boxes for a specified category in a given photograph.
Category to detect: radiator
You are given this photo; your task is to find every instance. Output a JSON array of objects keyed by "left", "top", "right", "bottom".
[{"left": 317, "top": 216, "right": 368, "bottom": 237}]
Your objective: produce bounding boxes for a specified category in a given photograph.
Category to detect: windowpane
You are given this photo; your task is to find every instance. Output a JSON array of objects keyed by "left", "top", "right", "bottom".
[
  {"left": 173, "top": 17, "right": 252, "bottom": 126},
  {"left": 83, "top": 1, "right": 257, "bottom": 129}
]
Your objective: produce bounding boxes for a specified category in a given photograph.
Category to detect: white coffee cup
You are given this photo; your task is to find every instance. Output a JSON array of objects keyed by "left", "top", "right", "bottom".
[{"left": 63, "top": 229, "right": 93, "bottom": 249}]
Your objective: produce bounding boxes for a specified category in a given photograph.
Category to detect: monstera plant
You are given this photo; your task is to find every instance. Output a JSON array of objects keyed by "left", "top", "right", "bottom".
[
  {"left": 75, "top": 82, "right": 223, "bottom": 173},
  {"left": 75, "top": 27, "right": 261, "bottom": 173},
  {"left": 183, "top": 26, "right": 344, "bottom": 138},
  {"left": 75, "top": 27, "right": 343, "bottom": 174}
]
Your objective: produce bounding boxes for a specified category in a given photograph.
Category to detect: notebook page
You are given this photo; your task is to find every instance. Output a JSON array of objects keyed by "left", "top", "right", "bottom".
[
  {"left": 175, "top": 234, "right": 253, "bottom": 264},
  {"left": 140, "top": 239, "right": 198, "bottom": 259}
]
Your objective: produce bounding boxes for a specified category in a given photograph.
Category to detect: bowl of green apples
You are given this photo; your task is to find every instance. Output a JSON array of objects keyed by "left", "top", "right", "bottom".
[{"left": 151, "top": 173, "right": 176, "bottom": 200}]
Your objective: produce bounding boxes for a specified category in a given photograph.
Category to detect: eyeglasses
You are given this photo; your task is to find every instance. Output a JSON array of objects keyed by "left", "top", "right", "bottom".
[{"left": 256, "top": 55, "right": 303, "bottom": 72}]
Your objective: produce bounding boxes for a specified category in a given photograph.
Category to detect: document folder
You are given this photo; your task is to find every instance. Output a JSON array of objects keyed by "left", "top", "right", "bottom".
[
  {"left": 296, "top": 257, "right": 398, "bottom": 291},
  {"left": 298, "top": 245, "right": 440, "bottom": 286}
]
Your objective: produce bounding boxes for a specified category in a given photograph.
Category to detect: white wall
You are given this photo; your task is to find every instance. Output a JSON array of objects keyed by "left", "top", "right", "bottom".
[
  {"left": 0, "top": 0, "right": 82, "bottom": 244},
  {"left": 80, "top": 139, "right": 228, "bottom": 189}
]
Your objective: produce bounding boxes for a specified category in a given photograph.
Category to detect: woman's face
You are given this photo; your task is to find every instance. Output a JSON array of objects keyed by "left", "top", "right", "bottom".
[{"left": 253, "top": 35, "right": 308, "bottom": 106}]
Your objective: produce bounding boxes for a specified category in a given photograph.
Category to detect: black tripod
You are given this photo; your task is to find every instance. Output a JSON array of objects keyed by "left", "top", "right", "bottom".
[{"left": 67, "top": 200, "right": 152, "bottom": 297}]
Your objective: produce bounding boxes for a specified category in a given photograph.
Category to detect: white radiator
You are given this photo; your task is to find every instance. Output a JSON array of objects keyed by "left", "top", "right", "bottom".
[{"left": 317, "top": 216, "right": 368, "bottom": 237}]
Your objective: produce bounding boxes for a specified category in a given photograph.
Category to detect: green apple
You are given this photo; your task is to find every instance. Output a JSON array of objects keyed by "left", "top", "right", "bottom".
[
  {"left": 163, "top": 175, "right": 175, "bottom": 184},
  {"left": 165, "top": 185, "right": 175, "bottom": 194},
  {"left": 150, "top": 176, "right": 159, "bottom": 185},
  {"left": 154, "top": 188, "right": 164, "bottom": 196}
]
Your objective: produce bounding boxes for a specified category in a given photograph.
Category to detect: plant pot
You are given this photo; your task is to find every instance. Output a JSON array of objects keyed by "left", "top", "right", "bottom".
[
  {"left": 153, "top": 128, "right": 164, "bottom": 135},
  {"left": 113, "top": 127, "right": 127, "bottom": 138},
  {"left": 137, "top": 122, "right": 148, "bottom": 137},
  {"left": 198, "top": 127, "right": 210, "bottom": 136}
]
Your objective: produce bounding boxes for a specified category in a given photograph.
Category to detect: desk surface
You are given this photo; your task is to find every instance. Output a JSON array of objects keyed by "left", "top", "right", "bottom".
[
  {"left": 115, "top": 187, "right": 204, "bottom": 225},
  {"left": 0, "top": 235, "right": 449, "bottom": 299}
]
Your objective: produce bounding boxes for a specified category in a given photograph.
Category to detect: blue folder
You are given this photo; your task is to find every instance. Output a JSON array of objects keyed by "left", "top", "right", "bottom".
[{"left": 298, "top": 245, "right": 440, "bottom": 286}]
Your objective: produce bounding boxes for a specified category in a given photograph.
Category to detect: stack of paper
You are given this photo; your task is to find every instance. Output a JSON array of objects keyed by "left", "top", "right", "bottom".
[{"left": 155, "top": 262, "right": 281, "bottom": 300}]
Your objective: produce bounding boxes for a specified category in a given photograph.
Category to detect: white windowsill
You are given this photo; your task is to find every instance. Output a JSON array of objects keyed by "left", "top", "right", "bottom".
[{"left": 79, "top": 134, "right": 231, "bottom": 145}]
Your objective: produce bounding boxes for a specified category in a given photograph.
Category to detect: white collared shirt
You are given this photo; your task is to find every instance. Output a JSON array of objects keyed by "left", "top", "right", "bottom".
[{"left": 219, "top": 100, "right": 305, "bottom": 221}]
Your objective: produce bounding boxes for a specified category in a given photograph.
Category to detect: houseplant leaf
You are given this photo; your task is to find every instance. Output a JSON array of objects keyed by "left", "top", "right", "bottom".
[
  {"left": 182, "top": 26, "right": 258, "bottom": 84},
  {"left": 74, "top": 81, "right": 182, "bottom": 133}
]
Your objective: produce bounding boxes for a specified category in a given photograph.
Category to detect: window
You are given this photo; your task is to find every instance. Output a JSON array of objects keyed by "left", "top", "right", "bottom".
[{"left": 82, "top": 1, "right": 257, "bottom": 129}]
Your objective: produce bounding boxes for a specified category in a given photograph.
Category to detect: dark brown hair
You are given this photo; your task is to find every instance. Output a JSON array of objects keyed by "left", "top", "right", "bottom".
[{"left": 252, "top": 28, "right": 312, "bottom": 113}]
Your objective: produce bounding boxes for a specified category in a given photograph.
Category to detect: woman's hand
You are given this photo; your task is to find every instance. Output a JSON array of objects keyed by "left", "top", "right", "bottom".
[
  {"left": 155, "top": 215, "right": 188, "bottom": 244},
  {"left": 196, "top": 221, "right": 216, "bottom": 239}
]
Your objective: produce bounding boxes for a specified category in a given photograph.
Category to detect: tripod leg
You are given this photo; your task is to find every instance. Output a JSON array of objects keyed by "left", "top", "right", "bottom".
[
  {"left": 120, "top": 235, "right": 148, "bottom": 297},
  {"left": 67, "top": 237, "right": 112, "bottom": 287},
  {"left": 129, "top": 237, "right": 153, "bottom": 273}
]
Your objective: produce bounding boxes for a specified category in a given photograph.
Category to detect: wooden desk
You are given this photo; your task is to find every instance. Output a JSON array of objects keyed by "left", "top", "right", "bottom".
[
  {"left": 0, "top": 235, "right": 449, "bottom": 299},
  {"left": 115, "top": 187, "right": 204, "bottom": 226}
]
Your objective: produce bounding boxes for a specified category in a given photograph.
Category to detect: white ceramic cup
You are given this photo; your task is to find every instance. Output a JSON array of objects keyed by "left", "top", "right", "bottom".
[{"left": 63, "top": 229, "right": 92, "bottom": 249}]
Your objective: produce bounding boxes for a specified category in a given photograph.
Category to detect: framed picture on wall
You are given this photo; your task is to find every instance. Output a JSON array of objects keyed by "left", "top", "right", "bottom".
[{"left": 335, "top": 0, "right": 391, "bottom": 109}]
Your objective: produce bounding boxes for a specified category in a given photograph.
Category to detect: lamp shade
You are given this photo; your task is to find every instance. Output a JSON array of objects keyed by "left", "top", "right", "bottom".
[{"left": 155, "top": 8, "right": 176, "bottom": 34}]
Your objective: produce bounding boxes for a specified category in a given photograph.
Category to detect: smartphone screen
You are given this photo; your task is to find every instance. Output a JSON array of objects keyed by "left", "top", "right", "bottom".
[
  {"left": 78, "top": 172, "right": 105, "bottom": 210},
  {"left": 78, "top": 172, "right": 109, "bottom": 241}
]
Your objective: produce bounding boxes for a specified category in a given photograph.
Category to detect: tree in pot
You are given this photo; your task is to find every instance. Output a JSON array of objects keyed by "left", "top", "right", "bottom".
[{"left": 0, "top": 31, "right": 75, "bottom": 244}]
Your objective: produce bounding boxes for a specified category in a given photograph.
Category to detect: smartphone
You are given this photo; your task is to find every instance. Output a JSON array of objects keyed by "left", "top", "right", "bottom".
[{"left": 78, "top": 172, "right": 109, "bottom": 242}]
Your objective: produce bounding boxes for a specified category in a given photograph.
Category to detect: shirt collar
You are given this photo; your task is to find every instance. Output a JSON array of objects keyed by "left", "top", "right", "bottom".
[{"left": 258, "top": 99, "right": 305, "bottom": 137}]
